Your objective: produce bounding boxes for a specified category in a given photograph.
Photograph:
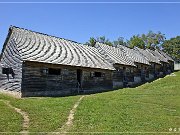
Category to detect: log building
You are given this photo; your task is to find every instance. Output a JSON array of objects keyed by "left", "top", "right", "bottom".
[
  {"left": 0, "top": 26, "right": 174, "bottom": 97},
  {"left": 117, "top": 45, "right": 150, "bottom": 84},
  {"left": 0, "top": 26, "right": 114, "bottom": 97},
  {"left": 95, "top": 42, "right": 136, "bottom": 88}
]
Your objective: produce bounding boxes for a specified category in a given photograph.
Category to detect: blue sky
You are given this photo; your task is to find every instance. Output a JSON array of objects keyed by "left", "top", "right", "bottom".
[{"left": 0, "top": 0, "right": 180, "bottom": 50}]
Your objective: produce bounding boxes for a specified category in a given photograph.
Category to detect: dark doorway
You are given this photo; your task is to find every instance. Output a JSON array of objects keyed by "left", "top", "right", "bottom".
[{"left": 77, "top": 69, "right": 82, "bottom": 93}]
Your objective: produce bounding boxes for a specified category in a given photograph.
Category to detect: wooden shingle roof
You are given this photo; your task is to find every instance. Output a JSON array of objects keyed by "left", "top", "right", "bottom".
[
  {"left": 146, "top": 49, "right": 169, "bottom": 63},
  {"left": 95, "top": 42, "right": 136, "bottom": 67},
  {"left": 157, "top": 50, "right": 174, "bottom": 62},
  {"left": 118, "top": 45, "right": 150, "bottom": 65},
  {"left": 3, "top": 26, "right": 115, "bottom": 70},
  {"left": 134, "top": 47, "right": 161, "bottom": 64}
]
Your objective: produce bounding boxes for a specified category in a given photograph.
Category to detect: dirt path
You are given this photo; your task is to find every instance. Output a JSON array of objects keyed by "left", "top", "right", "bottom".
[
  {"left": 58, "top": 96, "right": 85, "bottom": 134},
  {"left": 2, "top": 100, "right": 29, "bottom": 134}
]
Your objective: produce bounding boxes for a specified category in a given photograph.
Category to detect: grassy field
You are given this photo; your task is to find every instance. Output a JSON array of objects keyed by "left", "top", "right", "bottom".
[
  {"left": 71, "top": 72, "right": 180, "bottom": 133},
  {"left": 0, "top": 94, "right": 79, "bottom": 132},
  {"left": 0, "top": 100, "right": 22, "bottom": 132},
  {"left": 0, "top": 71, "right": 180, "bottom": 133}
]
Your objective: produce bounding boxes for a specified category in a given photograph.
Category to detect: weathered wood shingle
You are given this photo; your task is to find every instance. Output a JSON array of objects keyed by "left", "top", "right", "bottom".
[
  {"left": 157, "top": 50, "right": 174, "bottom": 62},
  {"left": 8, "top": 26, "right": 115, "bottom": 71},
  {"left": 95, "top": 42, "right": 136, "bottom": 67},
  {"left": 146, "top": 49, "right": 168, "bottom": 63},
  {"left": 134, "top": 47, "right": 161, "bottom": 64},
  {"left": 118, "top": 45, "right": 150, "bottom": 65}
]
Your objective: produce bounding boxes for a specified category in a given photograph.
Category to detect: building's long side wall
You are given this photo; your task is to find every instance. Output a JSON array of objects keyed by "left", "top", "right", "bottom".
[
  {"left": 82, "top": 70, "right": 113, "bottom": 92},
  {"left": 112, "top": 65, "right": 124, "bottom": 88},
  {"left": 21, "top": 63, "right": 77, "bottom": 97},
  {"left": 21, "top": 62, "right": 113, "bottom": 97},
  {"left": 112, "top": 64, "right": 135, "bottom": 88},
  {"left": 0, "top": 33, "right": 23, "bottom": 96}
]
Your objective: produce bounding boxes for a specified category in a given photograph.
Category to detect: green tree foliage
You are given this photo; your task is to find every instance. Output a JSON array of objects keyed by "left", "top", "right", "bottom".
[
  {"left": 145, "top": 31, "right": 166, "bottom": 49},
  {"left": 86, "top": 31, "right": 166, "bottom": 50},
  {"left": 85, "top": 37, "right": 96, "bottom": 47},
  {"left": 97, "top": 36, "right": 113, "bottom": 46},
  {"left": 128, "top": 31, "right": 166, "bottom": 50},
  {"left": 162, "top": 36, "right": 180, "bottom": 62},
  {"left": 86, "top": 36, "right": 113, "bottom": 46},
  {"left": 86, "top": 36, "right": 128, "bottom": 47},
  {"left": 128, "top": 35, "right": 145, "bottom": 49},
  {"left": 113, "top": 37, "right": 127, "bottom": 47}
]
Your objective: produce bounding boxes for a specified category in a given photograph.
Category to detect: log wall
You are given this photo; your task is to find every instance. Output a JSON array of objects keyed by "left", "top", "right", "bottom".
[
  {"left": 112, "top": 65, "right": 124, "bottom": 88},
  {"left": 21, "top": 61, "right": 113, "bottom": 97},
  {"left": 82, "top": 70, "right": 113, "bottom": 93},
  {"left": 112, "top": 64, "right": 135, "bottom": 88}
]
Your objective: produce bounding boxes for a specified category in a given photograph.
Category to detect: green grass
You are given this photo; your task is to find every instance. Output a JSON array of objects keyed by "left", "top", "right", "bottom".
[
  {"left": 0, "top": 94, "right": 79, "bottom": 132},
  {"left": 71, "top": 72, "right": 180, "bottom": 133},
  {"left": 0, "top": 71, "right": 179, "bottom": 133},
  {"left": 0, "top": 100, "right": 22, "bottom": 132}
]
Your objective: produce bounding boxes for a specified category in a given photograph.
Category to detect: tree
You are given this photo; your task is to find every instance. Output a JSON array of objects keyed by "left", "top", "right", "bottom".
[
  {"left": 97, "top": 36, "right": 113, "bottom": 46},
  {"left": 113, "top": 37, "right": 127, "bottom": 47},
  {"left": 128, "top": 35, "right": 145, "bottom": 49},
  {"left": 156, "top": 31, "right": 166, "bottom": 45},
  {"left": 129, "top": 31, "right": 166, "bottom": 50},
  {"left": 85, "top": 37, "right": 96, "bottom": 47},
  {"left": 162, "top": 36, "right": 180, "bottom": 62},
  {"left": 86, "top": 31, "right": 166, "bottom": 49},
  {"left": 86, "top": 36, "right": 113, "bottom": 46},
  {"left": 144, "top": 31, "right": 166, "bottom": 49}
]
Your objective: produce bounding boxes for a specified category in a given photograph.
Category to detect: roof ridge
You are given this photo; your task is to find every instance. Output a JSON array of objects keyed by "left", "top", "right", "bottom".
[{"left": 10, "top": 25, "right": 83, "bottom": 45}]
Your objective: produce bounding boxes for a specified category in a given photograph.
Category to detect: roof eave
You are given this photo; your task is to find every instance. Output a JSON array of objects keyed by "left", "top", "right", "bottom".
[{"left": 23, "top": 60, "right": 115, "bottom": 71}]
